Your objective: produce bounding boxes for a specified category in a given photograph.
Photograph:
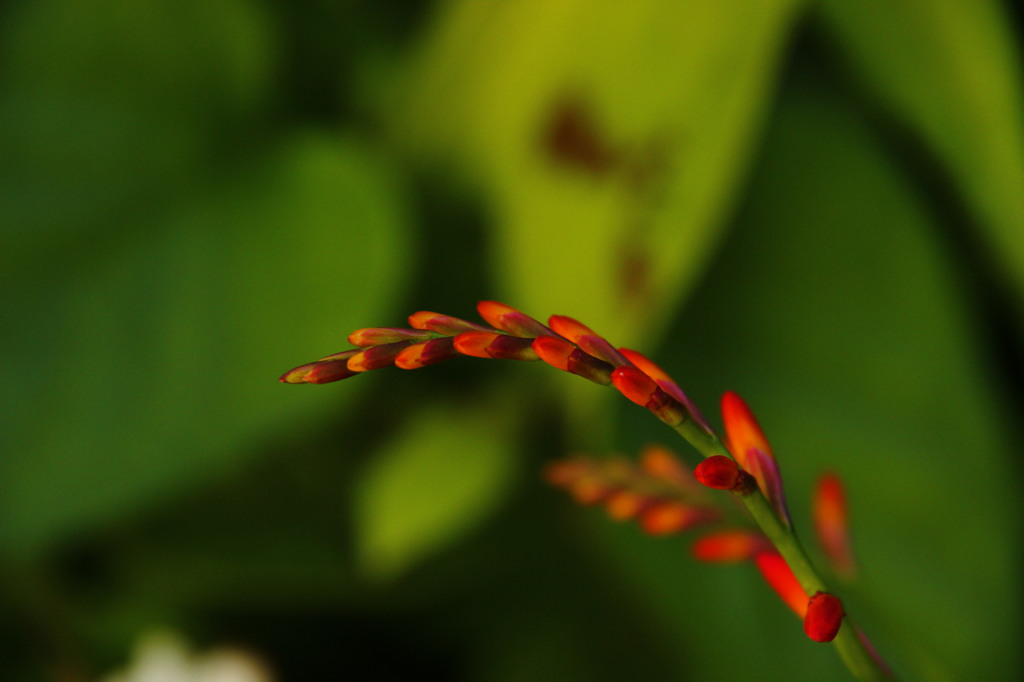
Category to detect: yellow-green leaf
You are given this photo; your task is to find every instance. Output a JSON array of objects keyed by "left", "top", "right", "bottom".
[
  {"left": 353, "top": 399, "right": 519, "bottom": 581},
  {"left": 397, "top": 0, "right": 805, "bottom": 346}
]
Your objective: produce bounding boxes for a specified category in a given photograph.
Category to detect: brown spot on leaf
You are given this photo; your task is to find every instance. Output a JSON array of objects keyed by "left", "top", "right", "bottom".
[{"left": 542, "top": 93, "right": 620, "bottom": 177}]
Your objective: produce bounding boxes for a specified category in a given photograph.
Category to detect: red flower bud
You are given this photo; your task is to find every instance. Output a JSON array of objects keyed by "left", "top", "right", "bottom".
[
  {"left": 482, "top": 334, "right": 539, "bottom": 361},
  {"left": 347, "top": 341, "right": 416, "bottom": 372},
  {"left": 548, "top": 315, "right": 626, "bottom": 365},
  {"left": 456, "top": 331, "right": 539, "bottom": 361},
  {"left": 394, "top": 337, "right": 458, "bottom": 370},
  {"left": 620, "top": 348, "right": 712, "bottom": 433},
  {"left": 532, "top": 334, "right": 574, "bottom": 371},
  {"left": 611, "top": 366, "right": 659, "bottom": 406},
  {"left": 279, "top": 350, "right": 362, "bottom": 384},
  {"left": 804, "top": 592, "right": 844, "bottom": 643},
  {"left": 304, "top": 359, "right": 360, "bottom": 383},
  {"left": 693, "top": 455, "right": 741, "bottom": 490}
]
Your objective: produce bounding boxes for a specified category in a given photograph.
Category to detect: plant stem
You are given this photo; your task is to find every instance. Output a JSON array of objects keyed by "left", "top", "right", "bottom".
[{"left": 671, "top": 422, "right": 892, "bottom": 682}]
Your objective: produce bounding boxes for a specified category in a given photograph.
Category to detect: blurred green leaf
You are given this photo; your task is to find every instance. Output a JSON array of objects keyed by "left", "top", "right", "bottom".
[
  {"left": 602, "top": 60, "right": 1020, "bottom": 681},
  {"left": 398, "top": 0, "right": 805, "bottom": 345},
  {"left": 353, "top": 398, "right": 520, "bottom": 581},
  {"left": 0, "top": 0, "right": 274, "bottom": 267},
  {"left": 817, "top": 0, "right": 1024, "bottom": 308},
  {"left": 0, "top": 131, "right": 411, "bottom": 557}
]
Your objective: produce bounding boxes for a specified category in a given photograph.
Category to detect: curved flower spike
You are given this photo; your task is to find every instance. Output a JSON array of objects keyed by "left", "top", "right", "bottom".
[{"left": 814, "top": 472, "right": 857, "bottom": 580}]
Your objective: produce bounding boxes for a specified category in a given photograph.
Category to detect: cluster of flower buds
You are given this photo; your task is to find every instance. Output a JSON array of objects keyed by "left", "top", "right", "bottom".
[
  {"left": 280, "top": 300, "right": 712, "bottom": 434},
  {"left": 544, "top": 445, "right": 722, "bottom": 535},
  {"left": 549, "top": 444, "right": 853, "bottom": 644},
  {"left": 688, "top": 391, "right": 859, "bottom": 643},
  {"left": 281, "top": 301, "right": 872, "bottom": 653}
]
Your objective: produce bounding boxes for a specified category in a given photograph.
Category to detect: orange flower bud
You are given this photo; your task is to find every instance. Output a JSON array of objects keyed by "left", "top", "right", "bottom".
[
  {"left": 720, "top": 391, "right": 773, "bottom": 469},
  {"left": 533, "top": 336, "right": 613, "bottom": 384},
  {"left": 408, "top": 311, "right": 489, "bottom": 336},
  {"left": 548, "top": 315, "right": 626, "bottom": 365},
  {"left": 755, "top": 551, "right": 807, "bottom": 617},
  {"left": 452, "top": 331, "right": 502, "bottom": 358},
  {"left": 304, "top": 359, "right": 360, "bottom": 383},
  {"left": 543, "top": 459, "right": 589, "bottom": 487},
  {"left": 611, "top": 366, "right": 658, "bottom": 406},
  {"left": 568, "top": 476, "right": 614, "bottom": 505},
  {"left": 605, "top": 490, "right": 648, "bottom": 520},
  {"left": 692, "top": 530, "right": 769, "bottom": 563},
  {"left": 532, "top": 335, "right": 574, "bottom": 371},
  {"left": 348, "top": 327, "right": 434, "bottom": 347},
  {"left": 814, "top": 472, "right": 857, "bottom": 579},
  {"left": 639, "top": 445, "right": 697, "bottom": 491},
  {"left": 640, "top": 502, "right": 719, "bottom": 535},
  {"left": 476, "top": 301, "right": 551, "bottom": 338},
  {"left": 620, "top": 348, "right": 711, "bottom": 433}
]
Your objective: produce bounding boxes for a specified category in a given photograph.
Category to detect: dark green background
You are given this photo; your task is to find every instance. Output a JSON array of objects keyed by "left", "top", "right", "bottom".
[{"left": 2, "top": 1, "right": 1022, "bottom": 680}]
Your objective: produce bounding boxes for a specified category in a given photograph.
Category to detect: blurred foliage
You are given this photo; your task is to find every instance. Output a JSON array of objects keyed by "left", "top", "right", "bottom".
[{"left": 1, "top": 0, "right": 1022, "bottom": 681}]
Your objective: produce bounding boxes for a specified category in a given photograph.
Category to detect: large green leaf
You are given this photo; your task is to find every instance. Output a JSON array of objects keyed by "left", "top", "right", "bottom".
[
  {"left": 0, "top": 132, "right": 411, "bottom": 557},
  {"left": 817, "top": 0, "right": 1024, "bottom": 312},
  {"left": 594, "top": 63, "right": 1019, "bottom": 680},
  {"left": 397, "top": 0, "right": 805, "bottom": 346}
]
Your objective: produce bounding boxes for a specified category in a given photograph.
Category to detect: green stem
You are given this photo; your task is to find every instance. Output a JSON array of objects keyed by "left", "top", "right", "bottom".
[{"left": 671, "top": 422, "right": 892, "bottom": 682}]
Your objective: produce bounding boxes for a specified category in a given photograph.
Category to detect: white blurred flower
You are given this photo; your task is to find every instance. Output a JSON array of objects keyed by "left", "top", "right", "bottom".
[{"left": 101, "top": 630, "right": 273, "bottom": 682}]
